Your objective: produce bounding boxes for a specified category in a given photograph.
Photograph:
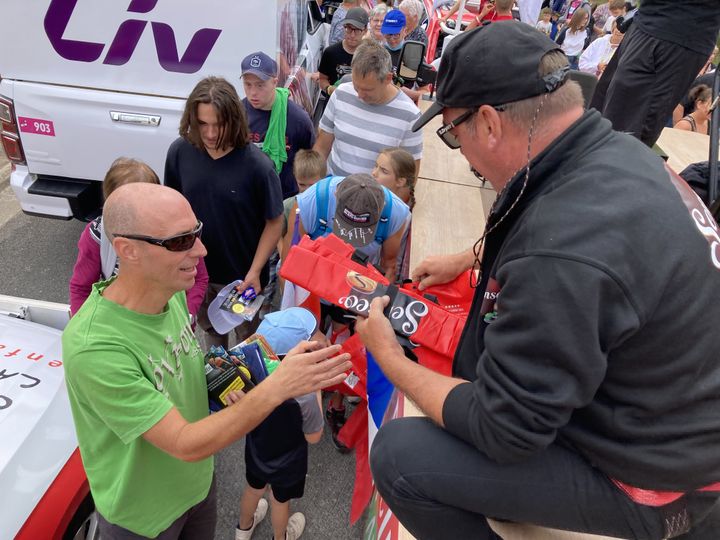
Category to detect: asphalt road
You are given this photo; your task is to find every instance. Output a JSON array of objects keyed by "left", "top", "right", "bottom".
[{"left": 0, "top": 148, "right": 364, "bottom": 539}]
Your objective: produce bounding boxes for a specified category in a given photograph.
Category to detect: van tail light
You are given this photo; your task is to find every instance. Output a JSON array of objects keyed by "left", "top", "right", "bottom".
[{"left": 0, "top": 96, "right": 27, "bottom": 165}]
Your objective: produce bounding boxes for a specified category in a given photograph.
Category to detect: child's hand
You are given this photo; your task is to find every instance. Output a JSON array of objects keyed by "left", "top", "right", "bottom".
[
  {"left": 309, "top": 329, "right": 331, "bottom": 348},
  {"left": 225, "top": 390, "right": 245, "bottom": 405}
]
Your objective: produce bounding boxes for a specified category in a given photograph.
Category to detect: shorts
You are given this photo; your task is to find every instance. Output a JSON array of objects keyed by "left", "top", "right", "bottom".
[{"left": 245, "top": 467, "right": 306, "bottom": 503}]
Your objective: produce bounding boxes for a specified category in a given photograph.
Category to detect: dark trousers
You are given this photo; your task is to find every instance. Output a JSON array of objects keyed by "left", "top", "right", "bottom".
[
  {"left": 370, "top": 417, "right": 720, "bottom": 540},
  {"left": 97, "top": 477, "right": 217, "bottom": 540},
  {"left": 589, "top": 26, "right": 708, "bottom": 148}
]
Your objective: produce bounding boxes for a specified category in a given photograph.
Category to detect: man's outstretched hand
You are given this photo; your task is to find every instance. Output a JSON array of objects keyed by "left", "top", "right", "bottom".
[{"left": 269, "top": 341, "right": 352, "bottom": 399}]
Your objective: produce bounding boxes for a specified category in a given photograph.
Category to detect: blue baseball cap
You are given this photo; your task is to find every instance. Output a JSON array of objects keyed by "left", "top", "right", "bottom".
[
  {"left": 241, "top": 51, "right": 277, "bottom": 80},
  {"left": 381, "top": 9, "right": 407, "bottom": 35},
  {"left": 257, "top": 308, "right": 318, "bottom": 355}
]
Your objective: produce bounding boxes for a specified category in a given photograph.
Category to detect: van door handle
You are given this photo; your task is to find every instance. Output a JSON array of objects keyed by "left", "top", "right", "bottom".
[{"left": 110, "top": 111, "right": 161, "bottom": 127}]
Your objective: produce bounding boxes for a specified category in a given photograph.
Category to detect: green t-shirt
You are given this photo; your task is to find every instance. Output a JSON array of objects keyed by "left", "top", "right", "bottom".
[{"left": 62, "top": 281, "right": 213, "bottom": 537}]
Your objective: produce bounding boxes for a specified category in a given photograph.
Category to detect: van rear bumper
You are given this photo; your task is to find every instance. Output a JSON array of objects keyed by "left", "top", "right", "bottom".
[{"left": 10, "top": 166, "right": 101, "bottom": 220}]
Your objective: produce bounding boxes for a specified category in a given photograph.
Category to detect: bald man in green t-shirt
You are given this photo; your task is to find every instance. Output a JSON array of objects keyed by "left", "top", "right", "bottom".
[{"left": 62, "top": 183, "right": 351, "bottom": 539}]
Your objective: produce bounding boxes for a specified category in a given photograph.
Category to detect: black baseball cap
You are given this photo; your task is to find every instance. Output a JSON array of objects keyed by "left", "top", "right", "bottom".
[
  {"left": 343, "top": 7, "right": 370, "bottom": 29},
  {"left": 413, "top": 21, "right": 566, "bottom": 132}
]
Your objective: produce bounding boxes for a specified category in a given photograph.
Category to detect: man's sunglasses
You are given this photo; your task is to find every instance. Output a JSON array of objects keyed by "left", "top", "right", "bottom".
[
  {"left": 115, "top": 221, "right": 203, "bottom": 252},
  {"left": 436, "top": 105, "right": 506, "bottom": 149}
]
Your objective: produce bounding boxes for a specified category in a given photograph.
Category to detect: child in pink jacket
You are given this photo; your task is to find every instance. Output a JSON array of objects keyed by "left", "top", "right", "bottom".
[{"left": 69, "top": 157, "right": 208, "bottom": 316}]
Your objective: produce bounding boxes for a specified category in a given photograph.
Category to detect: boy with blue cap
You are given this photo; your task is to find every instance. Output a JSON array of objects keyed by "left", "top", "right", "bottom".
[
  {"left": 241, "top": 51, "right": 315, "bottom": 199},
  {"left": 234, "top": 308, "right": 326, "bottom": 540}
]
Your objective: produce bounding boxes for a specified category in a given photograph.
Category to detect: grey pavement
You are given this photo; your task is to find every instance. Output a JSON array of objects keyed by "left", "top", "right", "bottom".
[
  {"left": 0, "top": 146, "right": 9, "bottom": 190},
  {"left": 0, "top": 195, "right": 365, "bottom": 539},
  {"left": 0, "top": 148, "right": 15, "bottom": 230}
]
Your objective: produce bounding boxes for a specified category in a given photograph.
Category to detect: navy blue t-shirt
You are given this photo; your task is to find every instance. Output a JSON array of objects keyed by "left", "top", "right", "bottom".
[
  {"left": 164, "top": 139, "right": 283, "bottom": 286},
  {"left": 244, "top": 98, "right": 316, "bottom": 199},
  {"left": 245, "top": 392, "right": 322, "bottom": 486}
]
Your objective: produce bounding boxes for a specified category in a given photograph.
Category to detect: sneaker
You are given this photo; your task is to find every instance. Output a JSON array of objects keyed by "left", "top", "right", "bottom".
[
  {"left": 285, "top": 512, "right": 306, "bottom": 540},
  {"left": 236, "top": 498, "right": 269, "bottom": 540},
  {"left": 330, "top": 430, "right": 352, "bottom": 454},
  {"left": 325, "top": 407, "right": 351, "bottom": 453},
  {"left": 325, "top": 406, "right": 346, "bottom": 432}
]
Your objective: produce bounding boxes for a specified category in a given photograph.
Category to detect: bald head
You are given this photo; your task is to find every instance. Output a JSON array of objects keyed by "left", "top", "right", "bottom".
[{"left": 104, "top": 183, "right": 193, "bottom": 239}]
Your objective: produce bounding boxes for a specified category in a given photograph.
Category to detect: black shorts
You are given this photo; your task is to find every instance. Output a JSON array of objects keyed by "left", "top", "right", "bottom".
[{"left": 245, "top": 467, "right": 305, "bottom": 503}]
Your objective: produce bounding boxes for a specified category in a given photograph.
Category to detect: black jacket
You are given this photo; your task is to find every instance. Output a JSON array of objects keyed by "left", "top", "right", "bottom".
[{"left": 443, "top": 110, "right": 720, "bottom": 491}]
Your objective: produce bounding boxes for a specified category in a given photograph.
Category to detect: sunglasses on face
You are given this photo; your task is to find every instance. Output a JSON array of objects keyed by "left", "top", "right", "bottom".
[
  {"left": 344, "top": 25, "right": 364, "bottom": 34},
  {"left": 436, "top": 108, "right": 477, "bottom": 149},
  {"left": 115, "top": 221, "right": 203, "bottom": 252},
  {"left": 436, "top": 105, "right": 506, "bottom": 149}
]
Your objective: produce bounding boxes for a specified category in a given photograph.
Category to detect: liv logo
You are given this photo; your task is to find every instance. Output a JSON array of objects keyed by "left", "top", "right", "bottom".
[{"left": 43, "top": 0, "right": 222, "bottom": 73}]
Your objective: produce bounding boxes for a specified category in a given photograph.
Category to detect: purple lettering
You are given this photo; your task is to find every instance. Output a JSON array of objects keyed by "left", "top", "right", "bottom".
[
  {"left": 44, "top": 0, "right": 105, "bottom": 62},
  {"left": 44, "top": 0, "right": 221, "bottom": 73},
  {"left": 151, "top": 22, "right": 222, "bottom": 74},
  {"left": 103, "top": 20, "right": 148, "bottom": 66},
  {"left": 127, "top": 0, "right": 158, "bottom": 13}
]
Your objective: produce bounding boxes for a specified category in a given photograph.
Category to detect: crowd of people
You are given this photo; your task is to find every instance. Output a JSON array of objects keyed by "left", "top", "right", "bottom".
[
  {"left": 430, "top": 0, "right": 719, "bottom": 143},
  {"left": 60, "top": 1, "right": 720, "bottom": 539}
]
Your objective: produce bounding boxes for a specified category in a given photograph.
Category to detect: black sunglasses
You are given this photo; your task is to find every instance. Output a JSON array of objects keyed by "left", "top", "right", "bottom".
[
  {"left": 115, "top": 221, "right": 203, "bottom": 252},
  {"left": 436, "top": 105, "right": 506, "bottom": 149}
]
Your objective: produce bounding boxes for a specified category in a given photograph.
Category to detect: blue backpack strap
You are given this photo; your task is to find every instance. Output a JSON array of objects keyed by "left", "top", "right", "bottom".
[
  {"left": 311, "top": 175, "right": 334, "bottom": 239},
  {"left": 374, "top": 187, "right": 393, "bottom": 244}
]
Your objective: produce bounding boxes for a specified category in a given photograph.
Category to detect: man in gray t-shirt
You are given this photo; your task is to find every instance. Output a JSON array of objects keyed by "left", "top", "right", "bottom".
[{"left": 314, "top": 40, "right": 423, "bottom": 177}]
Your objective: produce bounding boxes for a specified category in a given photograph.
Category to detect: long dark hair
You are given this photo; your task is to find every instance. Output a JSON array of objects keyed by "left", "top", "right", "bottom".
[
  {"left": 179, "top": 76, "right": 248, "bottom": 151},
  {"left": 567, "top": 8, "right": 589, "bottom": 32},
  {"left": 690, "top": 84, "right": 712, "bottom": 106}
]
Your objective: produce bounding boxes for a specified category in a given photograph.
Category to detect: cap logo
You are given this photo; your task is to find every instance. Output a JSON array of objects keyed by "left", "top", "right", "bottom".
[
  {"left": 250, "top": 55, "right": 261, "bottom": 68},
  {"left": 342, "top": 207, "right": 371, "bottom": 224}
]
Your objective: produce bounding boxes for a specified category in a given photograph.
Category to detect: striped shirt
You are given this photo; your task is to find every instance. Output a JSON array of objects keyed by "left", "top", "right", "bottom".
[{"left": 320, "top": 82, "right": 423, "bottom": 176}]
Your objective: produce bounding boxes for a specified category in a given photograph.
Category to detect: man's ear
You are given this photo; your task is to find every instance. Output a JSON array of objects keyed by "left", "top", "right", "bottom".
[
  {"left": 478, "top": 105, "right": 503, "bottom": 149},
  {"left": 112, "top": 237, "right": 142, "bottom": 265}
]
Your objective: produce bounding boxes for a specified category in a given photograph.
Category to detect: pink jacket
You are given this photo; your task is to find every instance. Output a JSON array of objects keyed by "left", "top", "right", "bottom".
[{"left": 69, "top": 221, "right": 209, "bottom": 315}]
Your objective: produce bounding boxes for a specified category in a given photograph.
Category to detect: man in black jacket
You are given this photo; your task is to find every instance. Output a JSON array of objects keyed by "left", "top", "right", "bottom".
[{"left": 357, "top": 21, "right": 720, "bottom": 540}]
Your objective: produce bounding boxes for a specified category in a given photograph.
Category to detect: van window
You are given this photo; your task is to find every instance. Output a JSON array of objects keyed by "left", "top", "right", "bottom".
[{"left": 307, "top": 0, "right": 325, "bottom": 35}]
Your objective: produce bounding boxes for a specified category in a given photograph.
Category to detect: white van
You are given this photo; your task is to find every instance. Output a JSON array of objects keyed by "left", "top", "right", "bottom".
[{"left": 0, "top": 0, "right": 329, "bottom": 220}]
